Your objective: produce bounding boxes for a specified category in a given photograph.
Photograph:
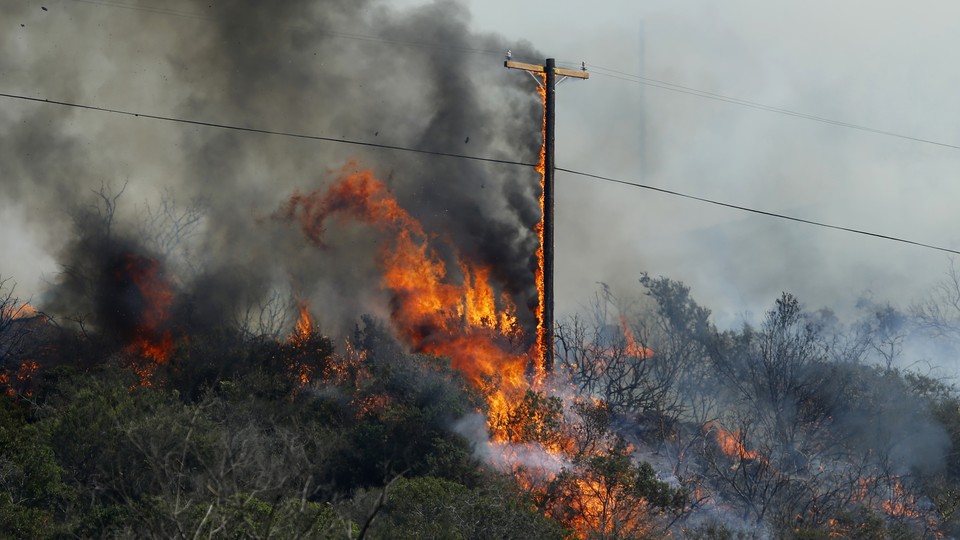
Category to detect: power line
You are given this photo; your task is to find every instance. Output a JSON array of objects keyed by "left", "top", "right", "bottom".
[
  {"left": 556, "top": 166, "right": 960, "bottom": 256},
  {"left": 65, "top": 0, "right": 208, "bottom": 21},
  {"left": 559, "top": 62, "right": 960, "bottom": 151},
  {"left": 2, "top": 90, "right": 957, "bottom": 256},
  {"left": 0, "top": 92, "right": 536, "bottom": 168},
  {"left": 57, "top": 0, "right": 960, "bottom": 151}
]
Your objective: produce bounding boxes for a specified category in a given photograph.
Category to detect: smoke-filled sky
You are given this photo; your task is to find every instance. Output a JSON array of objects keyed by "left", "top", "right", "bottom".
[
  {"left": 483, "top": 0, "right": 960, "bottom": 328},
  {"left": 462, "top": 0, "right": 960, "bottom": 328},
  {"left": 3, "top": 0, "right": 960, "bottom": 333}
]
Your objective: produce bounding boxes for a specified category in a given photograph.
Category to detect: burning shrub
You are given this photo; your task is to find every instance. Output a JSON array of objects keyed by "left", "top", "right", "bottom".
[
  {"left": 538, "top": 437, "right": 687, "bottom": 539},
  {"left": 490, "top": 389, "right": 566, "bottom": 450}
]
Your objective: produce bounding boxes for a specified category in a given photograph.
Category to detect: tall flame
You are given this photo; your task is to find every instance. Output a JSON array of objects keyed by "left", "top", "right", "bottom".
[
  {"left": 284, "top": 298, "right": 319, "bottom": 387},
  {"left": 116, "top": 254, "right": 177, "bottom": 385},
  {"left": 293, "top": 298, "right": 314, "bottom": 342},
  {"left": 281, "top": 163, "right": 530, "bottom": 406},
  {"left": 280, "top": 161, "right": 677, "bottom": 535},
  {"left": 535, "top": 82, "right": 548, "bottom": 366}
]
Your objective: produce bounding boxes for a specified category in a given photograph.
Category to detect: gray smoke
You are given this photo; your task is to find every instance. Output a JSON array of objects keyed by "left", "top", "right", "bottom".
[{"left": 0, "top": 0, "right": 544, "bottom": 335}]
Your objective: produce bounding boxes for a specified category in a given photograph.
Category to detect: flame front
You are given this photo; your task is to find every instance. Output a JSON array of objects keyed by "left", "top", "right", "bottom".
[
  {"left": 281, "top": 161, "right": 663, "bottom": 536},
  {"left": 281, "top": 163, "right": 530, "bottom": 407}
]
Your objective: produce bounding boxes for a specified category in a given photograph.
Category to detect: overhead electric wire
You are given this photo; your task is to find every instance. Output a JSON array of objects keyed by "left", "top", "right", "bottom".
[
  {"left": 556, "top": 166, "right": 960, "bottom": 256},
  {"left": 2, "top": 89, "right": 957, "bottom": 256},
  {"left": 59, "top": 0, "right": 209, "bottom": 20},
  {"left": 556, "top": 61, "right": 960, "bottom": 151},
  {"left": 0, "top": 92, "right": 536, "bottom": 168},
  {"left": 54, "top": 0, "right": 960, "bottom": 151}
]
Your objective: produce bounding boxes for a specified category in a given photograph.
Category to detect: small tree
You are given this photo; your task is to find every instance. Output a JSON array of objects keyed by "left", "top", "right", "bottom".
[{"left": 0, "top": 277, "right": 30, "bottom": 368}]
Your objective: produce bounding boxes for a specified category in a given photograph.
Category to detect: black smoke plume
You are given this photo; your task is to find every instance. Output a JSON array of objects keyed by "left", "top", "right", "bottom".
[{"left": 2, "top": 0, "right": 544, "bottom": 336}]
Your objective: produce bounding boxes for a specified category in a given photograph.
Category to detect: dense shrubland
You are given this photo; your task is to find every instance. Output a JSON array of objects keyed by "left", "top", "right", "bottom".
[{"left": 4, "top": 271, "right": 960, "bottom": 538}]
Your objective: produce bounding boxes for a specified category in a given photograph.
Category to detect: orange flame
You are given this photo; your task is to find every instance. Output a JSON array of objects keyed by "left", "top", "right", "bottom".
[
  {"left": 0, "top": 303, "right": 45, "bottom": 396},
  {"left": 1, "top": 361, "right": 40, "bottom": 397},
  {"left": 117, "top": 254, "right": 177, "bottom": 385},
  {"left": 566, "top": 476, "right": 654, "bottom": 538},
  {"left": 1, "top": 302, "right": 40, "bottom": 320},
  {"left": 619, "top": 315, "right": 653, "bottom": 359},
  {"left": 127, "top": 334, "right": 174, "bottom": 364},
  {"left": 534, "top": 82, "right": 548, "bottom": 366},
  {"left": 285, "top": 299, "right": 320, "bottom": 387},
  {"left": 707, "top": 422, "right": 759, "bottom": 461},
  {"left": 879, "top": 478, "right": 926, "bottom": 521},
  {"left": 281, "top": 161, "right": 657, "bottom": 535},
  {"left": 281, "top": 163, "right": 530, "bottom": 408},
  {"left": 292, "top": 299, "right": 314, "bottom": 342},
  {"left": 881, "top": 487, "right": 922, "bottom": 520},
  {"left": 826, "top": 476, "right": 940, "bottom": 537}
]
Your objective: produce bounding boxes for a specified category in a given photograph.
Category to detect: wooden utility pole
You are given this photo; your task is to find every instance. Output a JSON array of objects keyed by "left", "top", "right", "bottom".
[{"left": 505, "top": 55, "right": 588, "bottom": 372}]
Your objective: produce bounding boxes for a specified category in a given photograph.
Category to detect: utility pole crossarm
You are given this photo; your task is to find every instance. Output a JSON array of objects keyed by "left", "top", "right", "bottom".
[{"left": 504, "top": 60, "right": 590, "bottom": 79}]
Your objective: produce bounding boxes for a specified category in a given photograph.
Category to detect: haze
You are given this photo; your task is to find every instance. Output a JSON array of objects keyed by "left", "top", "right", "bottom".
[{"left": 3, "top": 0, "right": 959, "bottom": 331}]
